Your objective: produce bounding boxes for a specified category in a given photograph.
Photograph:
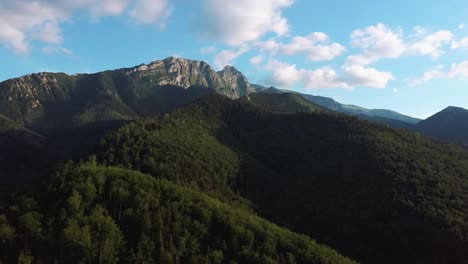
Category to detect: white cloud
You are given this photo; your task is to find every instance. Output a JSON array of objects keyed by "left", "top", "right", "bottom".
[
  {"left": 412, "top": 26, "right": 428, "bottom": 36},
  {"left": 257, "top": 32, "right": 346, "bottom": 61},
  {"left": 265, "top": 60, "right": 303, "bottom": 87},
  {"left": 129, "top": 0, "right": 172, "bottom": 27},
  {"left": 451, "top": 37, "right": 468, "bottom": 50},
  {"left": 407, "top": 30, "right": 453, "bottom": 58},
  {"left": 249, "top": 55, "right": 264, "bottom": 65},
  {"left": 458, "top": 24, "right": 465, "bottom": 30},
  {"left": 407, "top": 66, "right": 444, "bottom": 86},
  {"left": 89, "top": 0, "right": 128, "bottom": 18},
  {"left": 264, "top": 60, "right": 393, "bottom": 90},
  {"left": 199, "top": 46, "right": 217, "bottom": 54},
  {"left": 31, "top": 21, "right": 63, "bottom": 44},
  {"left": 42, "top": 46, "right": 74, "bottom": 56},
  {"left": 0, "top": 23, "right": 29, "bottom": 54},
  {"left": 347, "top": 23, "right": 405, "bottom": 65},
  {"left": 393, "top": 88, "right": 399, "bottom": 93},
  {"left": 197, "top": 0, "right": 294, "bottom": 45},
  {"left": 213, "top": 46, "right": 249, "bottom": 69},
  {"left": 347, "top": 23, "right": 454, "bottom": 65},
  {"left": 342, "top": 65, "right": 394, "bottom": 89},
  {"left": 0, "top": 0, "right": 173, "bottom": 54},
  {"left": 447, "top": 61, "right": 468, "bottom": 78},
  {"left": 0, "top": 1, "right": 67, "bottom": 54},
  {"left": 408, "top": 62, "right": 468, "bottom": 85}
]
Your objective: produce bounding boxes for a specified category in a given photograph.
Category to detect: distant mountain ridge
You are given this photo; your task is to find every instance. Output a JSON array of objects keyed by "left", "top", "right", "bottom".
[
  {"left": 0, "top": 57, "right": 424, "bottom": 134},
  {"left": 1, "top": 56, "right": 467, "bottom": 150},
  {"left": 253, "top": 85, "right": 421, "bottom": 125},
  {"left": 415, "top": 106, "right": 468, "bottom": 146},
  {"left": 253, "top": 85, "right": 468, "bottom": 145}
]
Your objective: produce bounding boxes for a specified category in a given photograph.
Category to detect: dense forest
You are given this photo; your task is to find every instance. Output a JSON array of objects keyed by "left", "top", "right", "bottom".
[
  {"left": 0, "top": 162, "right": 355, "bottom": 264},
  {"left": 2, "top": 89, "right": 468, "bottom": 263},
  {"left": 95, "top": 94, "right": 468, "bottom": 264}
]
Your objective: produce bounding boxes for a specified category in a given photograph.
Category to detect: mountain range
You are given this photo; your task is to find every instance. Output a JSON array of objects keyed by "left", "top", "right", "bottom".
[
  {"left": 1, "top": 57, "right": 468, "bottom": 263},
  {"left": 1, "top": 56, "right": 467, "bottom": 186},
  {"left": 252, "top": 85, "right": 421, "bottom": 124},
  {"left": 0, "top": 57, "right": 254, "bottom": 131},
  {"left": 253, "top": 85, "right": 468, "bottom": 144}
]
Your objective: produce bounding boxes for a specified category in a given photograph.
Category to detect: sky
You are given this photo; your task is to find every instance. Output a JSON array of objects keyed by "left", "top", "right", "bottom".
[{"left": 1, "top": 0, "right": 468, "bottom": 118}]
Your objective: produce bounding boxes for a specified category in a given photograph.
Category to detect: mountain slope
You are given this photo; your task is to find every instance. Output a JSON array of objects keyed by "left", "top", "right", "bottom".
[
  {"left": 415, "top": 106, "right": 468, "bottom": 145},
  {"left": 0, "top": 163, "right": 356, "bottom": 264},
  {"left": 240, "top": 93, "right": 328, "bottom": 113},
  {"left": 96, "top": 93, "right": 468, "bottom": 264},
  {"left": 254, "top": 85, "right": 421, "bottom": 125},
  {"left": 0, "top": 57, "right": 257, "bottom": 185},
  {"left": 0, "top": 57, "right": 254, "bottom": 131},
  {"left": 0, "top": 115, "right": 60, "bottom": 190}
]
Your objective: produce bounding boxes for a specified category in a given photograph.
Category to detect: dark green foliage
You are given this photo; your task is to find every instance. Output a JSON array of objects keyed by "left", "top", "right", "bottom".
[
  {"left": 0, "top": 116, "right": 60, "bottom": 190},
  {"left": 415, "top": 106, "right": 468, "bottom": 146},
  {"left": 0, "top": 69, "right": 211, "bottom": 187},
  {"left": 0, "top": 163, "right": 355, "bottom": 264},
  {"left": 96, "top": 94, "right": 468, "bottom": 264},
  {"left": 240, "top": 93, "right": 328, "bottom": 113},
  {"left": 253, "top": 84, "right": 421, "bottom": 124}
]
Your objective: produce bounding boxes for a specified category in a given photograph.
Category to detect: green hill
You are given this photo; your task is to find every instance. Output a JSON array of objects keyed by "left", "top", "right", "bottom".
[
  {"left": 240, "top": 93, "right": 328, "bottom": 113},
  {"left": 95, "top": 93, "right": 468, "bottom": 264},
  {"left": 0, "top": 58, "right": 254, "bottom": 186},
  {"left": 0, "top": 115, "right": 60, "bottom": 190},
  {"left": 415, "top": 106, "right": 468, "bottom": 146},
  {"left": 0, "top": 163, "right": 355, "bottom": 264}
]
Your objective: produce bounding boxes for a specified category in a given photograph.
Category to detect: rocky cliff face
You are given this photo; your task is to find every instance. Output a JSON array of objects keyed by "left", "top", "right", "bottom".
[
  {"left": 125, "top": 57, "right": 255, "bottom": 98},
  {"left": 0, "top": 72, "right": 72, "bottom": 125},
  {"left": 0, "top": 57, "right": 256, "bottom": 129},
  {"left": 217, "top": 65, "right": 256, "bottom": 98}
]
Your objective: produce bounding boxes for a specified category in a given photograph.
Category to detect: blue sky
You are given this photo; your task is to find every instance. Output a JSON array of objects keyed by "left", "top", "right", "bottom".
[{"left": 1, "top": 0, "right": 468, "bottom": 118}]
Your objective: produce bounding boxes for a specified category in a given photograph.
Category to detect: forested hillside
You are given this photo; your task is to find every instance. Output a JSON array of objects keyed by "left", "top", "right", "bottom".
[
  {"left": 95, "top": 94, "right": 468, "bottom": 264},
  {"left": 2, "top": 58, "right": 468, "bottom": 264},
  {"left": 0, "top": 163, "right": 355, "bottom": 264}
]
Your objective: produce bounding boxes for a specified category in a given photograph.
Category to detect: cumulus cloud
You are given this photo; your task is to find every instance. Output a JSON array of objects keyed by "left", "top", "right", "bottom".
[
  {"left": 408, "top": 62, "right": 468, "bottom": 86},
  {"left": 0, "top": 1, "right": 67, "bottom": 53},
  {"left": 197, "top": 0, "right": 294, "bottom": 45},
  {"left": 407, "top": 30, "right": 453, "bottom": 58},
  {"left": 0, "top": 0, "right": 172, "bottom": 54},
  {"left": 129, "top": 0, "right": 172, "bottom": 27},
  {"left": 264, "top": 60, "right": 393, "bottom": 90},
  {"left": 89, "top": 0, "right": 128, "bottom": 18},
  {"left": 249, "top": 55, "right": 264, "bottom": 65},
  {"left": 342, "top": 65, "right": 394, "bottom": 89},
  {"left": 257, "top": 32, "right": 346, "bottom": 61},
  {"left": 213, "top": 46, "right": 249, "bottom": 69},
  {"left": 451, "top": 37, "right": 468, "bottom": 50},
  {"left": 347, "top": 23, "right": 454, "bottom": 65},
  {"left": 347, "top": 23, "right": 405, "bottom": 65}
]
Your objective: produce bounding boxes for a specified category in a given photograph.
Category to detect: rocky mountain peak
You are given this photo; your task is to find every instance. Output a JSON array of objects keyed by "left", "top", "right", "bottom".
[
  {"left": 125, "top": 57, "right": 255, "bottom": 99},
  {"left": 0, "top": 56, "right": 258, "bottom": 128},
  {"left": 217, "top": 65, "right": 255, "bottom": 97}
]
